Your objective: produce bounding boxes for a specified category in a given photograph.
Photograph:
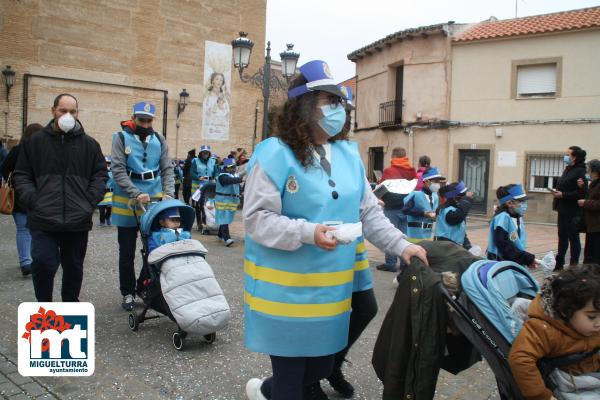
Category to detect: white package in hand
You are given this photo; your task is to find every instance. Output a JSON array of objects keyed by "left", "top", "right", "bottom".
[
  {"left": 468, "top": 246, "right": 482, "bottom": 257},
  {"left": 325, "top": 222, "right": 363, "bottom": 244},
  {"left": 536, "top": 251, "right": 556, "bottom": 275}
]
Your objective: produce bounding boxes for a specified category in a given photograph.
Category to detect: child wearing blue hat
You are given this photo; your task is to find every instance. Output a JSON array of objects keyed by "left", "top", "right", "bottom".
[
  {"left": 487, "top": 184, "right": 537, "bottom": 268},
  {"left": 435, "top": 181, "right": 473, "bottom": 247},
  {"left": 215, "top": 158, "right": 242, "bottom": 246},
  {"left": 402, "top": 167, "right": 444, "bottom": 241},
  {"left": 147, "top": 207, "right": 191, "bottom": 253}
]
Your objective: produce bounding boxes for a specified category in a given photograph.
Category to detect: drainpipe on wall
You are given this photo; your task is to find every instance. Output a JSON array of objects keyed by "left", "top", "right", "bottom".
[{"left": 405, "top": 126, "right": 414, "bottom": 166}]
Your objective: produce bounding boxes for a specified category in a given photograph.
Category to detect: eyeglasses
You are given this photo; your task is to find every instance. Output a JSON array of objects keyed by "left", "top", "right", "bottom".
[
  {"left": 136, "top": 117, "right": 153, "bottom": 123},
  {"left": 317, "top": 94, "right": 347, "bottom": 108}
]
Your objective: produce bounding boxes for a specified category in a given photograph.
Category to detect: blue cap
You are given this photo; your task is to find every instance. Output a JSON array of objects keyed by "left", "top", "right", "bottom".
[
  {"left": 200, "top": 144, "right": 211, "bottom": 153},
  {"left": 133, "top": 102, "right": 156, "bottom": 118},
  {"left": 499, "top": 184, "right": 527, "bottom": 205},
  {"left": 222, "top": 158, "right": 236, "bottom": 168},
  {"left": 158, "top": 207, "right": 180, "bottom": 220},
  {"left": 338, "top": 85, "right": 354, "bottom": 110},
  {"left": 423, "top": 167, "right": 443, "bottom": 181},
  {"left": 443, "top": 181, "right": 467, "bottom": 199},
  {"left": 288, "top": 60, "right": 346, "bottom": 99}
]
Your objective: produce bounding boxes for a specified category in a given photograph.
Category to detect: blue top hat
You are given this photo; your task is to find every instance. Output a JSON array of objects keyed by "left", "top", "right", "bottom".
[
  {"left": 158, "top": 207, "right": 181, "bottom": 220},
  {"left": 422, "top": 167, "right": 443, "bottom": 181},
  {"left": 499, "top": 184, "right": 527, "bottom": 205},
  {"left": 133, "top": 102, "right": 156, "bottom": 118},
  {"left": 222, "top": 158, "right": 236, "bottom": 168},
  {"left": 288, "top": 60, "right": 346, "bottom": 99},
  {"left": 338, "top": 85, "right": 355, "bottom": 110},
  {"left": 200, "top": 144, "right": 212, "bottom": 153},
  {"left": 443, "top": 181, "right": 468, "bottom": 199}
]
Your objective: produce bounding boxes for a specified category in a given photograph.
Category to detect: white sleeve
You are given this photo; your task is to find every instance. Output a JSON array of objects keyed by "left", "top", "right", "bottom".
[
  {"left": 360, "top": 177, "right": 412, "bottom": 257},
  {"left": 242, "top": 161, "right": 317, "bottom": 251}
]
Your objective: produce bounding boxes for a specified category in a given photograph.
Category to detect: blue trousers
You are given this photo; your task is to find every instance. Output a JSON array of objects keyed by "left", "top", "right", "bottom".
[
  {"left": 383, "top": 209, "right": 408, "bottom": 268},
  {"left": 12, "top": 212, "right": 32, "bottom": 267}
]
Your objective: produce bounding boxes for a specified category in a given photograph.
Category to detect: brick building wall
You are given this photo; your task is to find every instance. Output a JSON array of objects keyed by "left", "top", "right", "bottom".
[{"left": 0, "top": 0, "right": 267, "bottom": 159}]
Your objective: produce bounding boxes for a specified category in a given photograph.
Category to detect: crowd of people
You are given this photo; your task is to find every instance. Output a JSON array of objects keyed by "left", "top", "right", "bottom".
[{"left": 0, "top": 57, "right": 599, "bottom": 400}]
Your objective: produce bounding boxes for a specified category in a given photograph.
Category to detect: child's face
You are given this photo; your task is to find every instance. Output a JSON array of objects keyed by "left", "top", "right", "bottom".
[
  {"left": 160, "top": 218, "right": 181, "bottom": 229},
  {"left": 569, "top": 299, "right": 600, "bottom": 337}
]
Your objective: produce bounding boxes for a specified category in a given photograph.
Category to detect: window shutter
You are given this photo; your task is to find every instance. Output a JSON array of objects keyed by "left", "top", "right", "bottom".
[{"left": 517, "top": 64, "right": 557, "bottom": 96}]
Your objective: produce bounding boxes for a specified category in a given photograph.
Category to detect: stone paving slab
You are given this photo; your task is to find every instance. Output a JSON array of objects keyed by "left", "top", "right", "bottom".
[{"left": 1, "top": 212, "right": 566, "bottom": 399}]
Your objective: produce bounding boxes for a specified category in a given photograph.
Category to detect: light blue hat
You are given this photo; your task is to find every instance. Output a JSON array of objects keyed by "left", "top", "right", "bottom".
[{"left": 133, "top": 102, "right": 155, "bottom": 118}]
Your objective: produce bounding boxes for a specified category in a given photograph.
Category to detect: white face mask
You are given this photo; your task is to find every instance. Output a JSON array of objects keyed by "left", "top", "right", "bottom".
[
  {"left": 58, "top": 113, "right": 76, "bottom": 133},
  {"left": 429, "top": 183, "right": 441, "bottom": 193}
]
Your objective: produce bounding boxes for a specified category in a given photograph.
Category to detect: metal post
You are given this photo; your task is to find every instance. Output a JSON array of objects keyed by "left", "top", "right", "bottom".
[
  {"left": 261, "top": 42, "right": 272, "bottom": 141},
  {"left": 175, "top": 117, "right": 180, "bottom": 159},
  {"left": 252, "top": 99, "right": 260, "bottom": 151}
]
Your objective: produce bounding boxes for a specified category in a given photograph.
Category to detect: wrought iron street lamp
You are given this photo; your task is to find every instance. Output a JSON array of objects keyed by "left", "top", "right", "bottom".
[
  {"left": 231, "top": 32, "right": 299, "bottom": 140},
  {"left": 175, "top": 88, "right": 190, "bottom": 159},
  {"left": 2, "top": 65, "right": 16, "bottom": 141}
]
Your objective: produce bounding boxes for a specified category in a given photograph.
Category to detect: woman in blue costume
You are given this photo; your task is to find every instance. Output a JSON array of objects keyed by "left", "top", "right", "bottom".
[{"left": 242, "top": 60, "right": 429, "bottom": 400}]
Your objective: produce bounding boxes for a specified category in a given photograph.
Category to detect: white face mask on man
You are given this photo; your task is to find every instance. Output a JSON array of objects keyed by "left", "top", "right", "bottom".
[
  {"left": 429, "top": 183, "right": 441, "bottom": 193},
  {"left": 57, "top": 113, "right": 76, "bottom": 133}
]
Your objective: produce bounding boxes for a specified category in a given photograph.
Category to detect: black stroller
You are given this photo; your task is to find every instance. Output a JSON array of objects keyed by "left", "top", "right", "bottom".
[
  {"left": 128, "top": 199, "right": 224, "bottom": 350},
  {"left": 442, "top": 259, "right": 599, "bottom": 399},
  {"left": 194, "top": 181, "right": 217, "bottom": 235}
]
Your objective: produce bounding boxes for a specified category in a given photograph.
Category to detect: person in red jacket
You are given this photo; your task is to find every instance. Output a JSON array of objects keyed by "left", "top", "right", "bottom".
[
  {"left": 415, "top": 155, "right": 431, "bottom": 191},
  {"left": 376, "top": 147, "right": 418, "bottom": 272}
]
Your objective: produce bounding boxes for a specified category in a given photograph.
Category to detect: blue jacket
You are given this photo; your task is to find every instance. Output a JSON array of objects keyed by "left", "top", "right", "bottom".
[{"left": 148, "top": 228, "right": 192, "bottom": 253}]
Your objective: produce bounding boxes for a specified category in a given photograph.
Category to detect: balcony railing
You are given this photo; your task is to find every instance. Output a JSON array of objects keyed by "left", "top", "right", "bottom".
[{"left": 379, "top": 100, "right": 402, "bottom": 128}]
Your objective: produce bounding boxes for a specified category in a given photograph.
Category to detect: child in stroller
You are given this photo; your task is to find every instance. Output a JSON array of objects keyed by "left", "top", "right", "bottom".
[
  {"left": 509, "top": 264, "right": 600, "bottom": 400},
  {"left": 128, "top": 199, "right": 231, "bottom": 350}
]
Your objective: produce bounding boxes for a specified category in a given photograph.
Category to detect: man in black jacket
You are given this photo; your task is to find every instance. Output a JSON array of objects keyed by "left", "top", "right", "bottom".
[
  {"left": 182, "top": 148, "right": 195, "bottom": 204},
  {"left": 551, "top": 145, "right": 587, "bottom": 270},
  {"left": 13, "top": 93, "right": 108, "bottom": 302}
]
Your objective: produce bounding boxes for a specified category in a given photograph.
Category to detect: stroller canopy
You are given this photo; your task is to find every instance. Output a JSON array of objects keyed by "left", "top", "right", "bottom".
[
  {"left": 461, "top": 260, "right": 539, "bottom": 343},
  {"left": 139, "top": 199, "right": 196, "bottom": 235}
]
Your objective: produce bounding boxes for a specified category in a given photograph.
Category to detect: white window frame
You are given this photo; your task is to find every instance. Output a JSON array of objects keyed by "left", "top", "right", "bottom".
[{"left": 526, "top": 153, "right": 564, "bottom": 192}]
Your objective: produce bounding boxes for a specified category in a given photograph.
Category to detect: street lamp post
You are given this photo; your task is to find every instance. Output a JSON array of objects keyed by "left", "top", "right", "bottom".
[
  {"left": 175, "top": 88, "right": 189, "bottom": 159},
  {"left": 231, "top": 32, "right": 299, "bottom": 141},
  {"left": 2, "top": 66, "right": 16, "bottom": 142}
]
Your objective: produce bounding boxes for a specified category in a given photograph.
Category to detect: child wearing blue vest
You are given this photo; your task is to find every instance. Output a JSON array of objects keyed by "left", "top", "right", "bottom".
[
  {"left": 487, "top": 184, "right": 537, "bottom": 268},
  {"left": 192, "top": 145, "right": 217, "bottom": 231},
  {"left": 215, "top": 158, "right": 242, "bottom": 246},
  {"left": 402, "top": 167, "right": 443, "bottom": 241},
  {"left": 147, "top": 207, "right": 191, "bottom": 254},
  {"left": 435, "top": 181, "right": 473, "bottom": 248}
]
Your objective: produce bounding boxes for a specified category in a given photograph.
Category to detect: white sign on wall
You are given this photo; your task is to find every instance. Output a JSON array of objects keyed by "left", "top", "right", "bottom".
[{"left": 497, "top": 151, "right": 517, "bottom": 167}]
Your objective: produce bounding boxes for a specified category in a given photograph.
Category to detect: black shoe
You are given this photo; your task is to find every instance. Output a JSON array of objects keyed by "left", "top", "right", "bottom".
[
  {"left": 327, "top": 369, "right": 354, "bottom": 398},
  {"left": 375, "top": 263, "right": 396, "bottom": 272},
  {"left": 303, "top": 382, "right": 329, "bottom": 400},
  {"left": 21, "top": 264, "right": 32, "bottom": 276}
]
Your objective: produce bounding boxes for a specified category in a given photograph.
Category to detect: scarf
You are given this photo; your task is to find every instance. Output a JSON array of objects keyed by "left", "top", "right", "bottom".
[{"left": 391, "top": 156, "right": 412, "bottom": 169}]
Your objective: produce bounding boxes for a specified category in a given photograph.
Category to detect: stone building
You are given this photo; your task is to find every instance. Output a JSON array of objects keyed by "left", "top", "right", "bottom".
[{"left": 0, "top": 0, "right": 267, "bottom": 159}]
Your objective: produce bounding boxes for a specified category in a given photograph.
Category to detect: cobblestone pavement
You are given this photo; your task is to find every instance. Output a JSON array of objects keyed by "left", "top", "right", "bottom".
[{"left": 1, "top": 212, "right": 567, "bottom": 399}]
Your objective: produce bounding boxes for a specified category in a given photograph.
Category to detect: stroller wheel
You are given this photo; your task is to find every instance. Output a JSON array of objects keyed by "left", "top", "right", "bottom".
[
  {"left": 203, "top": 332, "right": 216, "bottom": 344},
  {"left": 172, "top": 331, "right": 185, "bottom": 351},
  {"left": 128, "top": 312, "right": 139, "bottom": 332}
]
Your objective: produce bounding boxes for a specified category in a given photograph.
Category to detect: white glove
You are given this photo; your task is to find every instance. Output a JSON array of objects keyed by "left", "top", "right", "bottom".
[{"left": 324, "top": 222, "right": 363, "bottom": 245}]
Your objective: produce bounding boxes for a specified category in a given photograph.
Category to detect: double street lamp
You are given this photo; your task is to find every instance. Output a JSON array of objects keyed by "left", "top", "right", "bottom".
[{"left": 231, "top": 32, "right": 299, "bottom": 141}]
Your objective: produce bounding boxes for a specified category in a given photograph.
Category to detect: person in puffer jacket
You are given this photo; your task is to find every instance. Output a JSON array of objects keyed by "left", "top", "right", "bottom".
[
  {"left": 13, "top": 93, "right": 108, "bottom": 302},
  {"left": 148, "top": 207, "right": 191, "bottom": 253}
]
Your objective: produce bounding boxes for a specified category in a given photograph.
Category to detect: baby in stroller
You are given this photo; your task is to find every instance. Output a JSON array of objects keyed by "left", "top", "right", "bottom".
[
  {"left": 509, "top": 264, "right": 600, "bottom": 400},
  {"left": 129, "top": 199, "right": 231, "bottom": 350},
  {"left": 147, "top": 207, "right": 191, "bottom": 253}
]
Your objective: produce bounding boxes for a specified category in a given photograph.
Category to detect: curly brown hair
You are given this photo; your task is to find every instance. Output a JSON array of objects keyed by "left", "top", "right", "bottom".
[
  {"left": 275, "top": 75, "right": 349, "bottom": 167},
  {"left": 550, "top": 264, "right": 600, "bottom": 320}
]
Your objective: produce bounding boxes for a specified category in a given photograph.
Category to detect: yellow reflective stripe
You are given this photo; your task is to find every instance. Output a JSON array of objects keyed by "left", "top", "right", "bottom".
[
  {"left": 356, "top": 241, "right": 365, "bottom": 254},
  {"left": 244, "top": 259, "right": 353, "bottom": 287},
  {"left": 112, "top": 206, "right": 135, "bottom": 216},
  {"left": 354, "top": 259, "right": 369, "bottom": 271},
  {"left": 113, "top": 194, "right": 163, "bottom": 204},
  {"left": 215, "top": 201, "right": 238, "bottom": 211},
  {"left": 244, "top": 292, "right": 351, "bottom": 318}
]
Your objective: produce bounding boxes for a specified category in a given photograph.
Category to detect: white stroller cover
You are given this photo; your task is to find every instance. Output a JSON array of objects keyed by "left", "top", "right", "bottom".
[
  {"left": 148, "top": 239, "right": 231, "bottom": 335},
  {"left": 204, "top": 200, "right": 218, "bottom": 230}
]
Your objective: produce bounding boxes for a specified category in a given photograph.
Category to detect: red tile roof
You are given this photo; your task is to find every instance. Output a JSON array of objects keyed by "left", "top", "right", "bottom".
[
  {"left": 455, "top": 6, "right": 600, "bottom": 42},
  {"left": 337, "top": 76, "right": 357, "bottom": 97}
]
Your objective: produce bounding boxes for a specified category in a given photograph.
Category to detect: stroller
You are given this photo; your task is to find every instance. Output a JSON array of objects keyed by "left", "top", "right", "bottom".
[
  {"left": 128, "top": 199, "right": 231, "bottom": 350},
  {"left": 443, "top": 259, "right": 599, "bottom": 399},
  {"left": 194, "top": 181, "right": 217, "bottom": 235}
]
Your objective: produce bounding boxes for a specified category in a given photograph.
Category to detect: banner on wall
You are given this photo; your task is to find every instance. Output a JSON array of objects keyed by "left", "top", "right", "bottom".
[{"left": 202, "top": 41, "right": 232, "bottom": 141}]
